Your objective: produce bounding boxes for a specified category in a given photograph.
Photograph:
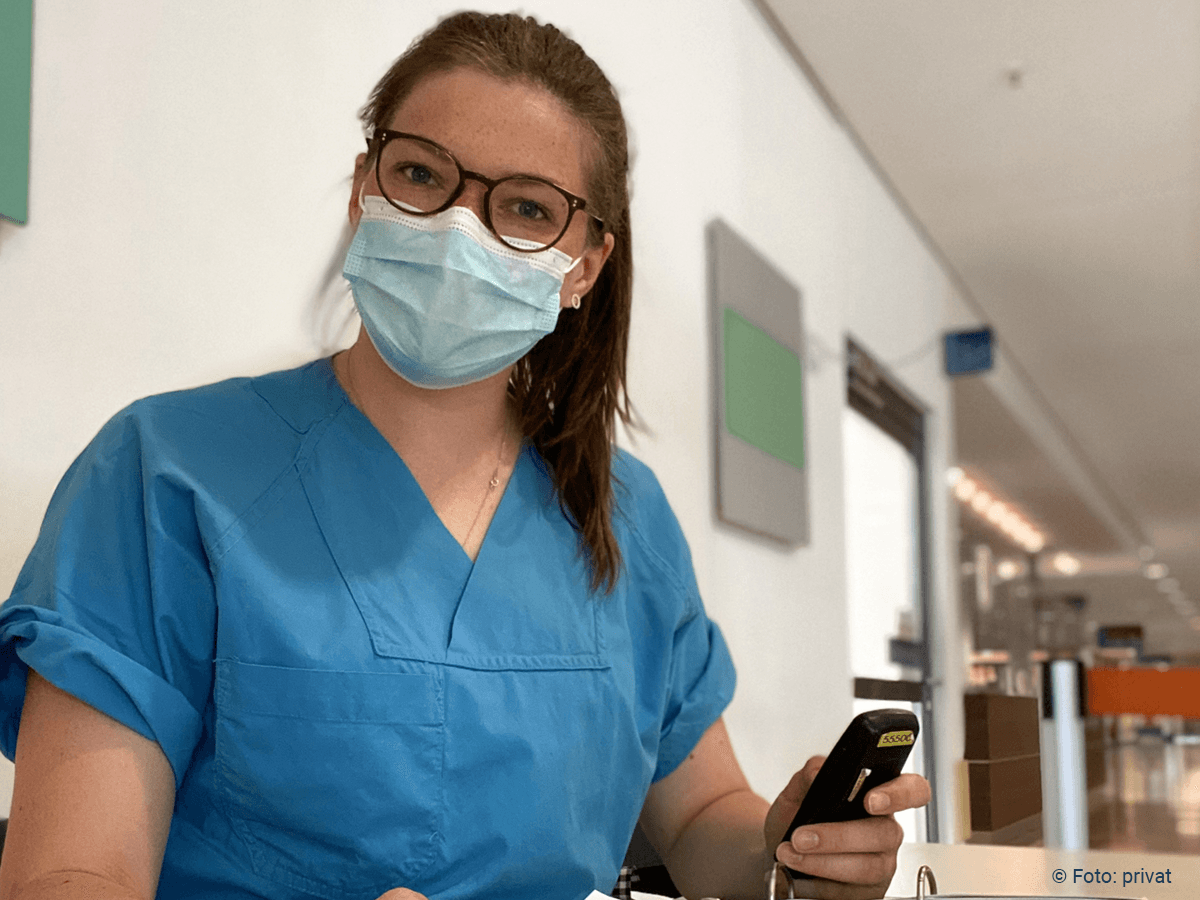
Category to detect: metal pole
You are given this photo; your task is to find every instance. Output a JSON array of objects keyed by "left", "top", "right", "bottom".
[{"left": 1041, "top": 659, "right": 1088, "bottom": 849}]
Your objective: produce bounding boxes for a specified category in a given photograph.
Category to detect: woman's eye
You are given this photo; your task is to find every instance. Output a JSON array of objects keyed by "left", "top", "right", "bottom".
[
  {"left": 514, "top": 199, "right": 547, "bottom": 220},
  {"left": 403, "top": 165, "right": 436, "bottom": 186}
]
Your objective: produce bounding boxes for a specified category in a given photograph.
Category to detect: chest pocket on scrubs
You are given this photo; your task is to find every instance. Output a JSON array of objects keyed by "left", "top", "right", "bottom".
[{"left": 215, "top": 660, "right": 445, "bottom": 898}]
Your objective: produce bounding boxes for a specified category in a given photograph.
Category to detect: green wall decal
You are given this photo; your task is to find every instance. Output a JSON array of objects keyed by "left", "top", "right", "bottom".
[
  {"left": 723, "top": 307, "right": 805, "bottom": 470},
  {"left": 1, "top": 0, "right": 33, "bottom": 224}
]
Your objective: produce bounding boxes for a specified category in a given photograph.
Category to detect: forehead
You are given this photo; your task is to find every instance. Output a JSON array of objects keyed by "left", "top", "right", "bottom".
[{"left": 385, "top": 67, "right": 592, "bottom": 194}]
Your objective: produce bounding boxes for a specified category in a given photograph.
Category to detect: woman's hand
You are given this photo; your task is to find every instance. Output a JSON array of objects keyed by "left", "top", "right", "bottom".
[
  {"left": 763, "top": 756, "right": 930, "bottom": 899},
  {"left": 374, "top": 890, "right": 429, "bottom": 900}
]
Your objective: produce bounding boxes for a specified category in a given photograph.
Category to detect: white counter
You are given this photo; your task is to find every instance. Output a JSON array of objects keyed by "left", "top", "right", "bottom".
[{"left": 891, "top": 842, "right": 1198, "bottom": 899}]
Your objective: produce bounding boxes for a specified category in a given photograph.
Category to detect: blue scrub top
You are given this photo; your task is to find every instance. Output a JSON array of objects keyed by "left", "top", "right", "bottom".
[{"left": 0, "top": 359, "right": 736, "bottom": 900}]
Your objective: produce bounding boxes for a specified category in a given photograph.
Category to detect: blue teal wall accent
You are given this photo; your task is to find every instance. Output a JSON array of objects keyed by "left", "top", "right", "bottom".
[{"left": 1, "top": 0, "right": 33, "bottom": 224}]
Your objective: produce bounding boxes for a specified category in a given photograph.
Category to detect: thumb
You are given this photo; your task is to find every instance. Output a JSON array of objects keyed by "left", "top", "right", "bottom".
[
  {"left": 764, "top": 755, "right": 825, "bottom": 848},
  {"left": 375, "top": 891, "right": 429, "bottom": 900}
]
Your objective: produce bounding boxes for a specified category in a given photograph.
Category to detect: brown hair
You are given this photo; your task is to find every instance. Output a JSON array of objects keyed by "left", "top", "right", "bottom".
[{"left": 360, "top": 12, "right": 635, "bottom": 593}]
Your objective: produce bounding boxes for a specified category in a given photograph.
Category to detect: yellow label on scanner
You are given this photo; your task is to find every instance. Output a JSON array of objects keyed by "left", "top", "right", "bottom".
[{"left": 877, "top": 730, "right": 915, "bottom": 748}]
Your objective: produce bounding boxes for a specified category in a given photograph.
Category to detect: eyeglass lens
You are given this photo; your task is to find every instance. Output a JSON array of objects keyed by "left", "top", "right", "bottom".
[{"left": 377, "top": 136, "right": 572, "bottom": 251}]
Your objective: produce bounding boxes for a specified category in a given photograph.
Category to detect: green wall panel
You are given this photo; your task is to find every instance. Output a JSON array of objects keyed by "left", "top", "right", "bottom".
[
  {"left": 723, "top": 307, "right": 805, "bottom": 470},
  {"left": 1, "top": 0, "right": 33, "bottom": 224}
]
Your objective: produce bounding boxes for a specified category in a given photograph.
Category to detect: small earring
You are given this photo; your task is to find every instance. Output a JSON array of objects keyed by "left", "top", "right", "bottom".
[{"left": 570, "top": 294, "right": 581, "bottom": 309}]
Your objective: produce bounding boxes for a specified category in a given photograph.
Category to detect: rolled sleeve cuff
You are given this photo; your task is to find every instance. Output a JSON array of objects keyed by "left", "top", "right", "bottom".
[
  {"left": 652, "top": 618, "right": 737, "bottom": 782},
  {"left": 0, "top": 606, "right": 203, "bottom": 790}
]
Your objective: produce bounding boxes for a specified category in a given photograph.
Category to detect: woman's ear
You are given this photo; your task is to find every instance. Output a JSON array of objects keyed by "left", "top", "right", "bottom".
[
  {"left": 559, "top": 231, "right": 616, "bottom": 310},
  {"left": 348, "top": 152, "right": 369, "bottom": 227}
]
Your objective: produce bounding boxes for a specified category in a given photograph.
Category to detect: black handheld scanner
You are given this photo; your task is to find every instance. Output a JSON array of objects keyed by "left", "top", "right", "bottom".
[{"left": 782, "top": 708, "right": 919, "bottom": 876}]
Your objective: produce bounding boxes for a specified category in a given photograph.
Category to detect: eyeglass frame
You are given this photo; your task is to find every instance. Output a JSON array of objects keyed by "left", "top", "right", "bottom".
[{"left": 366, "top": 129, "right": 606, "bottom": 253}]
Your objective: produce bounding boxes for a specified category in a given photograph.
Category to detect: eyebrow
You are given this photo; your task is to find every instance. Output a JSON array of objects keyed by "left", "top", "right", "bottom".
[{"left": 382, "top": 127, "right": 578, "bottom": 192}]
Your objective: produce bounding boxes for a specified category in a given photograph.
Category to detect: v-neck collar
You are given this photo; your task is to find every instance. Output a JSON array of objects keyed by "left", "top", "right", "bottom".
[
  {"left": 322, "top": 356, "right": 522, "bottom": 568},
  {"left": 300, "top": 358, "right": 535, "bottom": 661}
]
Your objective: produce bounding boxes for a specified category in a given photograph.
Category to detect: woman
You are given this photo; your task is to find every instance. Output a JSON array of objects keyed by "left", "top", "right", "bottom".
[{"left": 0, "top": 12, "right": 927, "bottom": 900}]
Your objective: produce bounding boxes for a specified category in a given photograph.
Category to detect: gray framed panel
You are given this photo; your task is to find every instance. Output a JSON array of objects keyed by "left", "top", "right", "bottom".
[{"left": 708, "top": 219, "right": 809, "bottom": 545}]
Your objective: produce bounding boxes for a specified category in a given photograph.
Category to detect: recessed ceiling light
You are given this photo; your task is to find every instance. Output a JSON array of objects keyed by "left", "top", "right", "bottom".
[
  {"left": 947, "top": 467, "right": 964, "bottom": 487},
  {"left": 949, "top": 480, "right": 1045, "bottom": 553},
  {"left": 1052, "top": 553, "right": 1081, "bottom": 576},
  {"left": 996, "top": 559, "right": 1022, "bottom": 580},
  {"left": 1144, "top": 563, "right": 1169, "bottom": 580}
]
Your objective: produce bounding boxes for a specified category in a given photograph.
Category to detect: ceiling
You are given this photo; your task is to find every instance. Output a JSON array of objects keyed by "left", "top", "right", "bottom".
[{"left": 759, "top": 1, "right": 1200, "bottom": 655}]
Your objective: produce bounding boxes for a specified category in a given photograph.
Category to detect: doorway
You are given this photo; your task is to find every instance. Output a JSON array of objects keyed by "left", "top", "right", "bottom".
[{"left": 844, "top": 339, "right": 936, "bottom": 842}]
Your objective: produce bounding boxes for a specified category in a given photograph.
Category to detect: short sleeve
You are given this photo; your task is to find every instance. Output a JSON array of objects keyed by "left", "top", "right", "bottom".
[
  {"left": 652, "top": 599, "right": 737, "bottom": 782},
  {"left": 0, "top": 406, "right": 216, "bottom": 788},
  {"left": 614, "top": 451, "right": 737, "bottom": 783}
]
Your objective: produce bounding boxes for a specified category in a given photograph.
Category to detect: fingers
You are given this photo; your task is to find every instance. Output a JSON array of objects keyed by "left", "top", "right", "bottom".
[
  {"left": 772, "top": 844, "right": 897, "bottom": 892},
  {"left": 801, "top": 754, "right": 826, "bottom": 782},
  {"left": 764, "top": 756, "right": 829, "bottom": 849},
  {"left": 776, "top": 846, "right": 898, "bottom": 892},
  {"left": 775, "top": 815, "right": 903, "bottom": 890},
  {"left": 785, "top": 815, "right": 904, "bottom": 858},
  {"left": 776, "top": 755, "right": 827, "bottom": 805},
  {"left": 777, "top": 867, "right": 896, "bottom": 900},
  {"left": 765, "top": 768, "right": 928, "bottom": 895},
  {"left": 861, "top": 773, "right": 931, "bottom": 816}
]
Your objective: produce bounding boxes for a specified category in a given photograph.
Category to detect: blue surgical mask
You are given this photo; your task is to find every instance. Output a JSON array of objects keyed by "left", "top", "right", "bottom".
[{"left": 342, "top": 194, "right": 582, "bottom": 389}]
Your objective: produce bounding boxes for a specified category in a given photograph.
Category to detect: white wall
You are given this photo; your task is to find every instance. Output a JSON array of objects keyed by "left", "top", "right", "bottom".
[{"left": 0, "top": 0, "right": 964, "bottom": 839}]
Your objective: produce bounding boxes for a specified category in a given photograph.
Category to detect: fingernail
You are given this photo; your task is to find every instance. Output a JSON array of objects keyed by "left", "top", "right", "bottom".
[
  {"left": 792, "top": 829, "right": 819, "bottom": 850},
  {"left": 868, "top": 793, "right": 890, "bottom": 813}
]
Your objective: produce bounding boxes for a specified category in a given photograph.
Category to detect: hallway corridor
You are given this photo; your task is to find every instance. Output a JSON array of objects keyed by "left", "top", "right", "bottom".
[{"left": 1088, "top": 734, "right": 1200, "bottom": 854}]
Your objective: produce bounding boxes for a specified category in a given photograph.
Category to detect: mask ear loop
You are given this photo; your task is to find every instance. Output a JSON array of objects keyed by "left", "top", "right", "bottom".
[{"left": 563, "top": 254, "right": 584, "bottom": 309}]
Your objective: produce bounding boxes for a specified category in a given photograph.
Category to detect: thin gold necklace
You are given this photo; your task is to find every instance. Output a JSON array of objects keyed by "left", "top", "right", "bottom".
[
  {"left": 339, "top": 350, "right": 509, "bottom": 545},
  {"left": 463, "top": 425, "right": 508, "bottom": 547}
]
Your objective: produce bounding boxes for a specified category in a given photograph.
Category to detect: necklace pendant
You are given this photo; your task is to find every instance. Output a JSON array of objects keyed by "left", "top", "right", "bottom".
[{"left": 489, "top": 476, "right": 500, "bottom": 488}]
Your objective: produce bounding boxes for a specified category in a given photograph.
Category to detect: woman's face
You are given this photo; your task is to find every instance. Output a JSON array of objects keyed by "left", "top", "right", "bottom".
[{"left": 349, "top": 67, "right": 615, "bottom": 310}]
